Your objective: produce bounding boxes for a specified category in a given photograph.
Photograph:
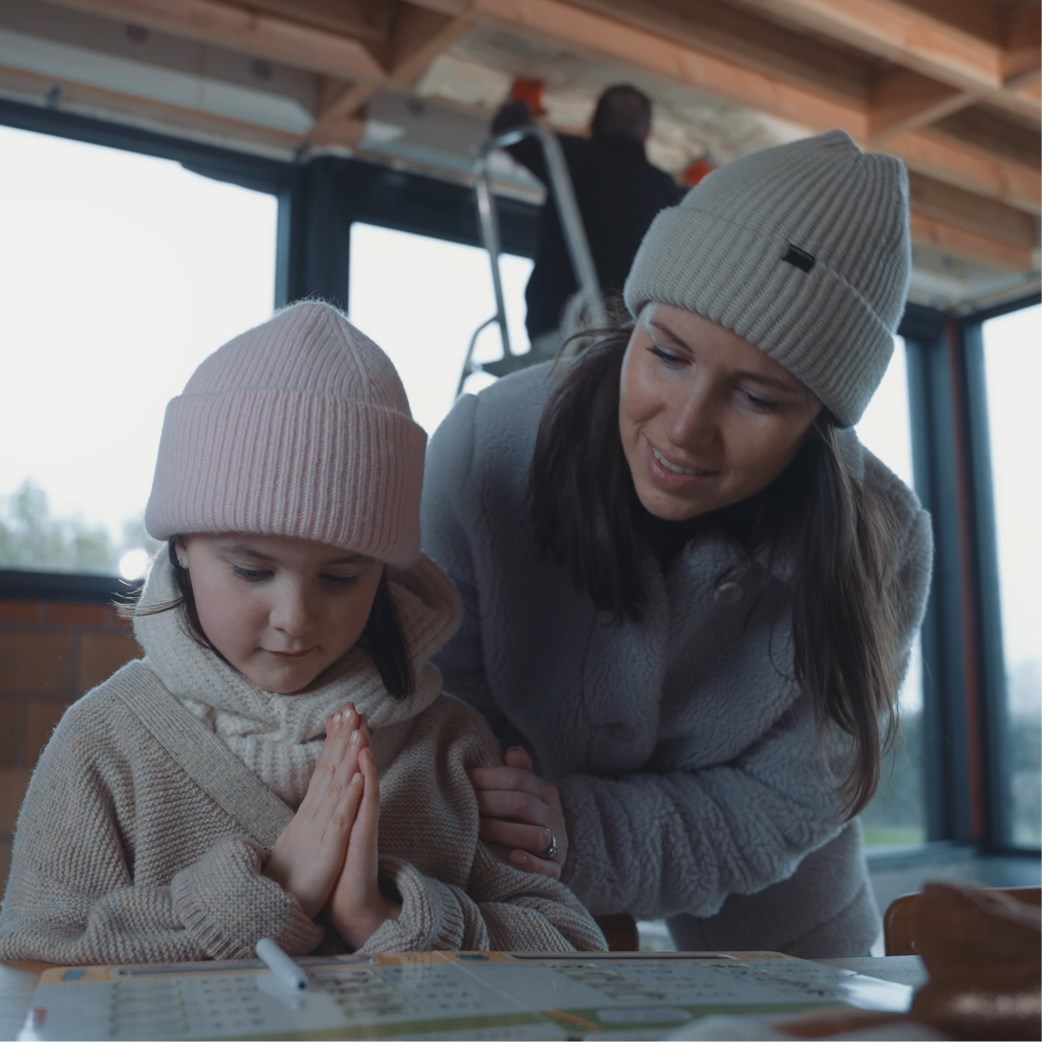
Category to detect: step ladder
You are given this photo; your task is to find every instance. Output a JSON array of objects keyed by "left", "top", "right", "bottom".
[{"left": 459, "top": 124, "right": 606, "bottom": 396}]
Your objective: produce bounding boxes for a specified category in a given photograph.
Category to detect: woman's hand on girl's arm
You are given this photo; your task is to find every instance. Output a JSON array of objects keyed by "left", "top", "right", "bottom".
[
  {"left": 326, "top": 736, "right": 402, "bottom": 948},
  {"left": 470, "top": 746, "right": 569, "bottom": 880},
  {"left": 263, "top": 703, "right": 365, "bottom": 918}
]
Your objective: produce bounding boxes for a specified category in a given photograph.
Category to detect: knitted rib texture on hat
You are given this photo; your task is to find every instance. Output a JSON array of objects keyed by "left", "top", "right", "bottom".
[
  {"left": 145, "top": 300, "right": 426, "bottom": 566},
  {"left": 623, "top": 129, "right": 911, "bottom": 426}
]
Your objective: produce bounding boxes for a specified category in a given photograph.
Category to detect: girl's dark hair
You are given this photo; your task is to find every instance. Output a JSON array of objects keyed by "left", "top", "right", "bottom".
[
  {"left": 124, "top": 540, "right": 415, "bottom": 698},
  {"left": 529, "top": 326, "right": 903, "bottom": 816}
]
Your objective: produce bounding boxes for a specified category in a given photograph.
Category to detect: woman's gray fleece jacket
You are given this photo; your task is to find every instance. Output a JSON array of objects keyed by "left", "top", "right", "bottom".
[{"left": 421, "top": 361, "right": 933, "bottom": 958}]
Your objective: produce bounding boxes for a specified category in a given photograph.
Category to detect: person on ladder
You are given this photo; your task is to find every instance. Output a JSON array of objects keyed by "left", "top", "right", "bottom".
[{"left": 491, "top": 80, "right": 682, "bottom": 359}]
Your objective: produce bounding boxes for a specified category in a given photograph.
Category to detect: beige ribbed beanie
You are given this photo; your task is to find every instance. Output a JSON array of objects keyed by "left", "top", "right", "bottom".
[
  {"left": 623, "top": 129, "right": 911, "bottom": 426},
  {"left": 145, "top": 300, "right": 426, "bottom": 566}
]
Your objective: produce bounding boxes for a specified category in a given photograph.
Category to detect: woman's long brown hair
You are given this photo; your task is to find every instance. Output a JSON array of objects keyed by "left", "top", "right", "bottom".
[{"left": 529, "top": 327, "right": 903, "bottom": 816}]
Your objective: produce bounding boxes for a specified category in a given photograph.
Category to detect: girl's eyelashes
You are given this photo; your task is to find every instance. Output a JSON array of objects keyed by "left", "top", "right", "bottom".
[
  {"left": 321, "top": 572, "right": 360, "bottom": 587},
  {"left": 230, "top": 564, "right": 362, "bottom": 587},
  {"left": 231, "top": 564, "right": 270, "bottom": 582}
]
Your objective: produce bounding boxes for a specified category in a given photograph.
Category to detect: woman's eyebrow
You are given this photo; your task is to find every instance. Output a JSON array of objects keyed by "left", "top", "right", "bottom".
[{"left": 739, "top": 370, "right": 806, "bottom": 394}]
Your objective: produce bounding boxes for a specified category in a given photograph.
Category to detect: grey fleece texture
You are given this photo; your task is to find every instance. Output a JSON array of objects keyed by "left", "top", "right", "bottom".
[{"left": 421, "top": 361, "right": 934, "bottom": 958}]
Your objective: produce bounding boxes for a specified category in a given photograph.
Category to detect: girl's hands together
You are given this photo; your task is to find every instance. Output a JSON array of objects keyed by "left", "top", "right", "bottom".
[
  {"left": 265, "top": 703, "right": 401, "bottom": 948},
  {"left": 469, "top": 746, "right": 568, "bottom": 879},
  {"left": 325, "top": 721, "right": 401, "bottom": 948},
  {"left": 263, "top": 703, "right": 367, "bottom": 918}
]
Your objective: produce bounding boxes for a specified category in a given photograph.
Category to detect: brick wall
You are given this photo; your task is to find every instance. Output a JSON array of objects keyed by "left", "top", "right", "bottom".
[{"left": 0, "top": 599, "right": 140, "bottom": 893}]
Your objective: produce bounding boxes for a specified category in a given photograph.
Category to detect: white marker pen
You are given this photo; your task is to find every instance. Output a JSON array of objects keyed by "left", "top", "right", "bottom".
[{"left": 256, "top": 937, "right": 310, "bottom": 992}]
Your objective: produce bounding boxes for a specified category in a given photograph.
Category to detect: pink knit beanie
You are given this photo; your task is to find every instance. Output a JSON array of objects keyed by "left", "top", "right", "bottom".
[{"left": 145, "top": 300, "right": 426, "bottom": 566}]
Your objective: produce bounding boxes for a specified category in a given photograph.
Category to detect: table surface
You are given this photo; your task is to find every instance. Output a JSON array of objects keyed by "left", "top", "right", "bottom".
[{"left": 0, "top": 953, "right": 926, "bottom": 1041}]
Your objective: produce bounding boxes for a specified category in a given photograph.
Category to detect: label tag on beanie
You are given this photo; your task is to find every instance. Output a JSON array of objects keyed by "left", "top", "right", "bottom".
[{"left": 782, "top": 244, "right": 816, "bottom": 272}]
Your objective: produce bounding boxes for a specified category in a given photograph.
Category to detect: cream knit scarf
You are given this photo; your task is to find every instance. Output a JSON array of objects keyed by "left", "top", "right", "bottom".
[{"left": 133, "top": 551, "right": 459, "bottom": 809}]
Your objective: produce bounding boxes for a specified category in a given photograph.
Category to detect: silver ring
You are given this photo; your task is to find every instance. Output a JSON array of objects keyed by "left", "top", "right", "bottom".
[{"left": 540, "top": 825, "right": 558, "bottom": 860}]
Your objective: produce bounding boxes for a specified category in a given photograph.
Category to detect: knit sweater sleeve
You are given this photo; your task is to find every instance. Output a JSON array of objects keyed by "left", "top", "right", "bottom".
[
  {"left": 0, "top": 691, "right": 323, "bottom": 964},
  {"left": 360, "top": 849, "right": 608, "bottom": 953},
  {"left": 356, "top": 699, "right": 607, "bottom": 954}
]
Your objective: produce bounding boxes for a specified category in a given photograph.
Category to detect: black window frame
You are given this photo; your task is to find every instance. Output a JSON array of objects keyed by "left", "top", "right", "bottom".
[{"left": 0, "top": 99, "right": 1037, "bottom": 864}]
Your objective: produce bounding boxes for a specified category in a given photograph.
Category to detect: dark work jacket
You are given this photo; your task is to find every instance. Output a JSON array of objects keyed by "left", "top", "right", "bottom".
[{"left": 493, "top": 103, "right": 682, "bottom": 339}]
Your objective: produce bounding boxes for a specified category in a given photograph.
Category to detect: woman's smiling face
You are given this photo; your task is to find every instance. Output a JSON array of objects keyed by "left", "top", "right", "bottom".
[{"left": 618, "top": 303, "right": 822, "bottom": 522}]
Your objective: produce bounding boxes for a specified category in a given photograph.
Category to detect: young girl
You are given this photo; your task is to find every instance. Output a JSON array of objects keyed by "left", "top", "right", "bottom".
[
  {"left": 422, "top": 130, "right": 934, "bottom": 958},
  {"left": 0, "top": 300, "right": 607, "bottom": 963}
]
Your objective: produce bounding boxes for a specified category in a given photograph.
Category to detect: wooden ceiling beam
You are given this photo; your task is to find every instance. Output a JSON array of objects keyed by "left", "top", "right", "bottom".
[
  {"left": 909, "top": 171, "right": 1039, "bottom": 251},
  {"left": 0, "top": 60, "right": 304, "bottom": 152},
  {"left": 306, "top": 5, "right": 474, "bottom": 147},
  {"left": 230, "top": 0, "right": 391, "bottom": 45},
  {"left": 386, "top": 3, "right": 474, "bottom": 87},
  {"left": 1017, "top": 79, "right": 1042, "bottom": 106},
  {"left": 307, "top": 78, "right": 374, "bottom": 144},
  {"left": 561, "top": 0, "right": 869, "bottom": 103},
  {"left": 43, "top": 0, "right": 388, "bottom": 83},
  {"left": 1002, "top": 2, "right": 1042, "bottom": 86},
  {"left": 890, "top": 127, "right": 1042, "bottom": 216},
  {"left": 867, "top": 68, "right": 972, "bottom": 142},
  {"left": 416, "top": 0, "right": 869, "bottom": 134},
  {"left": 910, "top": 211, "right": 1037, "bottom": 273},
  {"left": 410, "top": 0, "right": 1039, "bottom": 213},
  {"left": 730, "top": 0, "right": 1038, "bottom": 120},
  {"left": 732, "top": 0, "right": 1002, "bottom": 84}
]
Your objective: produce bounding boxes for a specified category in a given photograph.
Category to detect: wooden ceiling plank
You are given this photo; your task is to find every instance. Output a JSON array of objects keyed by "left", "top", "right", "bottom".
[
  {"left": 387, "top": 4, "right": 475, "bottom": 87},
  {"left": 414, "top": 0, "right": 1036, "bottom": 213},
  {"left": 1001, "top": 2, "right": 1042, "bottom": 86},
  {"left": 936, "top": 107, "right": 1040, "bottom": 171},
  {"left": 910, "top": 211, "right": 1036, "bottom": 272},
  {"left": 400, "top": 0, "right": 473, "bottom": 16},
  {"left": 592, "top": 0, "right": 1037, "bottom": 123},
  {"left": 731, "top": 0, "right": 1037, "bottom": 120},
  {"left": 733, "top": 0, "right": 1005, "bottom": 89},
  {"left": 43, "top": 0, "right": 388, "bottom": 83},
  {"left": 1016, "top": 79, "right": 1042, "bottom": 104},
  {"left": 562, "top": 0, "right": 871, "bottom": 106},
  {"left": 0, "top": 60, "right": 303, "bottom": 150},
  {"left": 464, "top": 0, "right": 867, "bottom": 135},
  {"left": 909, "top": 171, "right": 1039, "bottom": 250},
  {"left": 308, "top": 77, "right": 375, "bottom": 142},
  {"left": 232, "top": 0, "right": 391, "bottom": 44},
  {"left": 868, "top": 68, "right": 972, "bottom": 141},
  {"left": 890, "top": 127, "right": 1042, "bottom": 215}
]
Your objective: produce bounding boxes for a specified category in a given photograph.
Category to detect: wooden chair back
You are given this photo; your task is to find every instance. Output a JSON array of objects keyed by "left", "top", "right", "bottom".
[
  {"left": 594, "top": 913, "right": 640, "bottom": 951},
  {"left": 883, "top": 885, "right": 1042, "bottom": 955}
]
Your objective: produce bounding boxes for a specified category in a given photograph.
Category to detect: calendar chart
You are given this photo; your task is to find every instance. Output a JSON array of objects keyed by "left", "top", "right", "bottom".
[{"left": 19, "top": 950, "right": 912, "bottom": 1041}]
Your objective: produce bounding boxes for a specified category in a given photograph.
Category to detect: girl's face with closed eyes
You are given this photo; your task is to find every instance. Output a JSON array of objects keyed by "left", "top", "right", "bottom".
[
  {"left": 619, "top": 303, "right": 822, "bottom": 523},
  {"left": 176, "top": 533, "right": 384, "bottom": 694}
]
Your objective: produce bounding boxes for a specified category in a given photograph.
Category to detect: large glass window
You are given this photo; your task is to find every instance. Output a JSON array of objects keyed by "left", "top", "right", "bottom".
[
  {"left": 0, "top": 125, "right": 277, "bottom": 579},
  {"left": 982, "top": 304, "right": 1041, "bottom": 847},
  {"left": 855, "top": 338, "right": 927, "bottom": 846},
  {"left": 347, "top": 222, "right": 533, "bottom": 435}
]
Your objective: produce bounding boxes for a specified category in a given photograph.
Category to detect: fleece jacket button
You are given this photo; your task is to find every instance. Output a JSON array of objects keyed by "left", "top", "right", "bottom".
[{"left": 714, "top": 580, "right": 743, "bottom": 606}]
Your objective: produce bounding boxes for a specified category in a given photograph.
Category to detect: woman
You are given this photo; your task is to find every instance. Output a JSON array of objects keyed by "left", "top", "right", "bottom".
[{"left": 421, "top": 130, "right": 933, "bottom": 957}]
